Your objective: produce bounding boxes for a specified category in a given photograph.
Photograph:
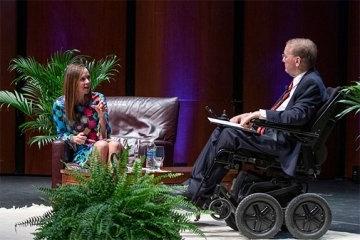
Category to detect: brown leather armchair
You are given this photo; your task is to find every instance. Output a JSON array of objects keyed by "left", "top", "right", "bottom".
[{"left": 52, "top": 96, "right": 179, "bottom": 187}]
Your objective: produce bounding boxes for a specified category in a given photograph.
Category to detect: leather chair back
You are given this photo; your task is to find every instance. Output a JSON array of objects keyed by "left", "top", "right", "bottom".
[
  {"left": 107, "top": 96, "right": 179, "bottom": 165},
  {"left": 107, "top": 96, "right": 179, "bottom": 143}
]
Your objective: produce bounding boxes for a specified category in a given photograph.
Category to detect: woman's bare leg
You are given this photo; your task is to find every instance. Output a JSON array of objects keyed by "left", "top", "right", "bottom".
[
  {"left": 108, "top": 140, "right": 122, "bottom": 161},
  {"left": 94, "top": 140, "right": 109, "bottom": 162}
]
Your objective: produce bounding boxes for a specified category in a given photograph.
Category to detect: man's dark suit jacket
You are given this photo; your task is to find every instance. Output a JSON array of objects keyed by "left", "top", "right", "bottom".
[{"left": 265, "top": 69, "right": 327, "bottom": 176}]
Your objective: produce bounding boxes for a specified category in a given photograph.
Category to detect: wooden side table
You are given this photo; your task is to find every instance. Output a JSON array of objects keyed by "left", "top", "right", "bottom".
[{"left": 60, "top": 167, "right": 238, "bottom": 186}]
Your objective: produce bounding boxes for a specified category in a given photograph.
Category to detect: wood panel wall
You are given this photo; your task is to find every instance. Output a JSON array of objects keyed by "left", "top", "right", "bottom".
[
  {"left": 24, "top": 1, "right": 127, "bottom": 174},
  {"left": 135, "top": 1, "right": 234, "bottom": 166},
  {"left": 0, "top": 1, "right": 16, "bottom": 174}
]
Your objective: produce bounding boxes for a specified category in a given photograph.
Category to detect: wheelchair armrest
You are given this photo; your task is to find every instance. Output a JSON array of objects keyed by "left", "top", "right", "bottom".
[{"left": 251, "top": 119, "right": 319, "bottom": 139}]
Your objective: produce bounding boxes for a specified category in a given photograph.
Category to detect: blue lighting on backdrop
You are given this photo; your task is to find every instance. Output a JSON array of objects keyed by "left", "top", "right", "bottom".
[
  {"left": 164, "top": 47, "right": 198, "bottom": 165},
  {"left": 161, "top": 6, "right": 200, "bottom": 165}
]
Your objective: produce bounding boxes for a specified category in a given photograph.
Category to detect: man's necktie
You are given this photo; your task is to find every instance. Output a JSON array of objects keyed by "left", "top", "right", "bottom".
[{"left": 257, "top": 81, "right": 294, "bottom": 135}]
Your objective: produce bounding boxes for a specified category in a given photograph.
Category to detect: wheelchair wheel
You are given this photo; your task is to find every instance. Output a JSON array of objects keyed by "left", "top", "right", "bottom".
[
  {"left": 208, "top": 198, "right": 232, "bottom": 220},
  {"left": 285, "top": 193, "right": 332, "bottom": 239},
  {"left": 225, "top": 213, "right": 238, "bottom": 231},
  {"left": 235, "top": 193, "right": 283, "bottom": 239}
]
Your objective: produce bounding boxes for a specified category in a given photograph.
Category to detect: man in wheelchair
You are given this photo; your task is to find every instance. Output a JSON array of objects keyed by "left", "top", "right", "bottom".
[{"left": 182, "top": 38, "right": 341, "bottom": 239}]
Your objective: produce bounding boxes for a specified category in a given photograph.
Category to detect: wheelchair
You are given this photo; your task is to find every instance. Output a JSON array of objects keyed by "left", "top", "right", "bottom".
[{"left": 196, "top": 87, "right": 344, "bottom": 239}]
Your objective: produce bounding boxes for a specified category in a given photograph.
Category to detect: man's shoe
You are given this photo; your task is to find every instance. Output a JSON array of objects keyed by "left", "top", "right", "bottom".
[
  {"left": 170, "top": 185, "right": 192, "bottom": 200},
  {"left": 179, "top": 189, "right": 192, "bottom": 200}
]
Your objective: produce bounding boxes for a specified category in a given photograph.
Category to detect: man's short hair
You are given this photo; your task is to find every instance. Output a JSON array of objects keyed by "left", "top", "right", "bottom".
[{"left": 287, "top": 38, "right": 317, "bottom": 69}]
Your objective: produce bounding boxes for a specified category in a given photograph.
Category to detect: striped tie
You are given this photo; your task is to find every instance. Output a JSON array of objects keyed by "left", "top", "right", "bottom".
[{"left": 257, "top": 82, "right": 293, "bottom": 135}]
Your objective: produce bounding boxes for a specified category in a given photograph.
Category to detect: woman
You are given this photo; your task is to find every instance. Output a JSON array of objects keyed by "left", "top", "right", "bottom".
[{"left": 52, "top": 63, "right": 121, "bottom": 166}]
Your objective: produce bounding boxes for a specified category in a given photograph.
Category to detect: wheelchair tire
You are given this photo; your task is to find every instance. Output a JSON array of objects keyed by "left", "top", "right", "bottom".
[
  {"left": 225, "top": 213, "right": 238, "bottom": 231},
  {"left": 208, "top": 198, "right": 232, "bottom": 220},
  {"left": 235, "top": 193, "right": 283, "bottom": 239},
  {"left": 285, "top": 193, "right": 332, "bottom": 239}
]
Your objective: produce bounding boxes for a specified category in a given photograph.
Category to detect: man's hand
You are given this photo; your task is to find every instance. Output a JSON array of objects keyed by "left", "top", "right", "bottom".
[
  {"left": 230, "top": 112, "right": 252, "bottom": 124},
  {"left": 239, "top": 111, "right": 261, "bottom": 129},
  {"left": 229, "top": 111, "right": 261, "bottom": 129},
  {"left": 72, "top": 132, "right": 87, "bottom": 145}
]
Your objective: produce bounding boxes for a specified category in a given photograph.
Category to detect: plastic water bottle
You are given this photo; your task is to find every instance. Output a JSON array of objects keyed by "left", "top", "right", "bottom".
[{"left": 146, "top": 140, "right": 156, "bottom": 169}]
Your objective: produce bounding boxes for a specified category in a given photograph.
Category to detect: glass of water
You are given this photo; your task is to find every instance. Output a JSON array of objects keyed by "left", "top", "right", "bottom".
[
  {"left": 128, "top": 139, "right": 140, "bottom": 168},
  {"left": 153, "top": 146, "right": 165, "bottom": 171}
]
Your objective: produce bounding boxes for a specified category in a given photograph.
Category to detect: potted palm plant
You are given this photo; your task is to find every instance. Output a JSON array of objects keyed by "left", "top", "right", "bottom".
[
  {"left": 337, "top": 81, "right": 360, "bottom": 148},
  {"left": 0, "top": 50, "right": 118, "bottom": 147},
  {"left": 337, "top": 81, "right": 360, "bottom": 117},
  {"left": 16, "top": 149, "right": 203, "bottom": 239}
]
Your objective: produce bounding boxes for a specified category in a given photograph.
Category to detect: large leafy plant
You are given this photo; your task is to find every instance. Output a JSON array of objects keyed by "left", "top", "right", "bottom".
[
  {"left": 0, "top": 50, "right": 118, "bottom": 147},
  {"left": 337, "top": 81, "right": 360, "bottom": 118},
  {"left": 337, "top": 81, "right": 360, "bottom": 149},
  {"left": 17, "top": 149, "right": 203, "bottom": 240}
]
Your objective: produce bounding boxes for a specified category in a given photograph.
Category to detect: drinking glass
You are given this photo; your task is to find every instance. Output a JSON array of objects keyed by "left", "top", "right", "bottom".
[
  {"left": 133, "top": 139, "right": 140, "bottom": 158},
  {"left": 128, "top": 139, "right": 140, "bottom": 168},
  {"left": 153, "top": 146, "right": 165, "bottom": 170}
]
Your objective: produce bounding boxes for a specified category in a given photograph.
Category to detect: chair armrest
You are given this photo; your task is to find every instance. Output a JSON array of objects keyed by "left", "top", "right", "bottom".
[
  {"left": 52, "top": 140, "right": 65, "bottom": 188},
  {"left": 251, "top": 119, "right": 319, "bottom": 139}
]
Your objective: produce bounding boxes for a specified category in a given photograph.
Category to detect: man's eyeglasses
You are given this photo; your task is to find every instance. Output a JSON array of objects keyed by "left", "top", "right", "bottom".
[
  {"left": 282, "top": 53, "right": 292, "bottom": 59},
  {"left": 282, "top": 53, "right": 300, "bottom": 59}
]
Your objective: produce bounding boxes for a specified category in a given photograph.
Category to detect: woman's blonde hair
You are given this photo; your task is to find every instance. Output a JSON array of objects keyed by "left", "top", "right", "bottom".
[{"left": 63, "top": 64, "right": 90, "bottom": 122}]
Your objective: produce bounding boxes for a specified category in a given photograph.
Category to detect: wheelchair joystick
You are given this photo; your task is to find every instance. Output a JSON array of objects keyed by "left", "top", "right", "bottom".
[
  {"left": 220, "top": 110, "right": 229, "bottom": 121},
  {"left": 205, "top": 106, "right": 218, "bottom": 118}
]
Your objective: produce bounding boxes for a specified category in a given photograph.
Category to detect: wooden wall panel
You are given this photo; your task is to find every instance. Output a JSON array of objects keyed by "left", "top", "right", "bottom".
[
  {"left": 0, "top": 1, "right": 16, "bottom": 174},
  {"left": 135, "top": 1, "right": 234, "bottom": 166},
  {"left": 24, "top": 1, "right": 127, "bottom": 174}
]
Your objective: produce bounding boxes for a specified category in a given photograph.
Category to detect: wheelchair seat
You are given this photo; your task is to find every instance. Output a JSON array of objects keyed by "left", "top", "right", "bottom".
[{"left": 200, "top": 87, "right": 344, "bottom": 239}]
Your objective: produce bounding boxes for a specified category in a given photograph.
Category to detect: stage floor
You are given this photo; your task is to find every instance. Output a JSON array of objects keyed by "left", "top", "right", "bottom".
[{"left": 0, "top": 176, "right": 359, "bottom": 239}]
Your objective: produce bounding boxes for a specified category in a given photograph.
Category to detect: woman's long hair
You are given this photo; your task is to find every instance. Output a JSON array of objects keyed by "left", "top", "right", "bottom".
[{"left": 63, "top": 64, "right": 91, "bottom": 122}]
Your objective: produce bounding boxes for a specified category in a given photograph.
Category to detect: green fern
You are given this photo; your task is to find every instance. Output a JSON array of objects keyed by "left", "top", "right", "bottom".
[
  {"left": 15, "top": 210, "right": 53, "bottom": 228},
  {"left": 18, "top": 149, "right": 204, "bottom": 240},
  {"left": 0, "top": 49, "right": 119, "bottom": 148}
]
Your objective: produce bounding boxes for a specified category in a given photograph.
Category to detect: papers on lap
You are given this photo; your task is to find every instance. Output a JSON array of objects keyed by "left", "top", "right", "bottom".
[{"left": 208, "top": 117, "right": 258, "bottom": 134}]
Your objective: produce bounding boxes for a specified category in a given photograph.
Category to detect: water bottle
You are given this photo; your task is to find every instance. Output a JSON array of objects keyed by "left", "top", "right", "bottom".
[{"left": 146, "top": 140, "right": 156, "bottom": 169}]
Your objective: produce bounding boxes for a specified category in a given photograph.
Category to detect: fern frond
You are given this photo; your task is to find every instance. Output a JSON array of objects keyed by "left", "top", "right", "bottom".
[
  {"left": 28, "top": 135, "right": 58, "bottom": 148},
  {"left": 15, "top": 210, "right": 53, "bottom": 228},
  {"left": 85, "top": 55, "right": 119, "bottom": 89},
  {"left": 9, "top": 57, "right": 45, "bottom": 85},
  {"left": 0, "top": 90, "right": 33, "bottom": 115},
  {"left": 19, "top": 114, "right": 54, "bottom": 134}
]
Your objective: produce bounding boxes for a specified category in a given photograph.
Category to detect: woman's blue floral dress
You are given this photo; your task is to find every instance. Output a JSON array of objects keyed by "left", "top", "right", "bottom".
[{"left": 52, "top": 92, "right": 111, "bottom": 166}]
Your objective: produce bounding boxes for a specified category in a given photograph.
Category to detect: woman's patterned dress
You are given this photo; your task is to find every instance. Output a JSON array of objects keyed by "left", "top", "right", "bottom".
[{"left": 52, "top": 92, "right": 111, "bottom": 166}]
